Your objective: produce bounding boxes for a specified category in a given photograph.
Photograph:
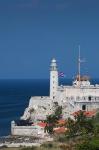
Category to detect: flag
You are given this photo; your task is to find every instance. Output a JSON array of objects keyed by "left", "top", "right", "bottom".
[{"left": 58, "top": 72, "right": 65, "bottom": 77}]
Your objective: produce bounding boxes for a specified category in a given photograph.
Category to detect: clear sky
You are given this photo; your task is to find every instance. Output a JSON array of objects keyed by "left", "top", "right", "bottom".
[{"left": 0, "top": 0, "right": 99, "bottom": 79}]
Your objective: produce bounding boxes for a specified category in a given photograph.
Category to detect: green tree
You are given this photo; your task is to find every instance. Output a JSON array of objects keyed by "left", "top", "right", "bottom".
[
  {"left": 75, "top": 111, "right": 86, "bottom": 132},
  {"left": 76, "top": 142, "right": 95, "bottom": 150},
  {"left": 66, "top": 111, "right": 94, "bottom": 138},
  {"left": 66, "top": 117, "right": 76, "bottom": 137},
  {"left": 55, "top": 106, "right": 62, "bottom": 119},
  {"left": 44, "top": 105, "right": 63, "bottom": 134},
  {"left": 95, "top": 112, "right": 99, "bottom": 121},
  {"left": 44, "top": 114, "right": 58, "bottom": 134},
  {"left": 76, "top": 139, "right": 99, "bottom": 150},
  {"left": 75, "top": 111, "right": 94, "bottom": 134},
  {"left": 84, "top": 119, "right": 94, "bottom": 134},
  {"left": 94, "top": 124, "right": 99, "bottom": 137}
]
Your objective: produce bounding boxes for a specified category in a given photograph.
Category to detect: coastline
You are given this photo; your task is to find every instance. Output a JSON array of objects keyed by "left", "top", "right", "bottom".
[{"left": 0, "top": 135, "right": 53, "bottom": 148}]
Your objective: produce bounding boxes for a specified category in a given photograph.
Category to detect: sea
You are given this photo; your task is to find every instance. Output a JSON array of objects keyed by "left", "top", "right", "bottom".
[{"left": 0, "top": 78, "right": 99, "bottom": 137}]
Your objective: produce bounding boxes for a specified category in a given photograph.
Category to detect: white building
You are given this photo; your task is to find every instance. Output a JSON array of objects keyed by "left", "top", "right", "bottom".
[{"left": 11, "top": 58, "right": 99, "bottom": 135}]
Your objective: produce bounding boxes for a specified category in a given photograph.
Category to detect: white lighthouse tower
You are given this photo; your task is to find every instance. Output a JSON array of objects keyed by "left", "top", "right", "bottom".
[{"left": 50, "top": 58, "right": 58, "bottom": 99}]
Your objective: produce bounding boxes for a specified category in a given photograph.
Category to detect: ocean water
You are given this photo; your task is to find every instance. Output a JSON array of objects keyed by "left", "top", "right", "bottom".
[
  {"left": 0, "top": 79, "right": 50, "bottom": 137},
  {"left": 0, "top": 78, "right": 99, "bottom": 137}
]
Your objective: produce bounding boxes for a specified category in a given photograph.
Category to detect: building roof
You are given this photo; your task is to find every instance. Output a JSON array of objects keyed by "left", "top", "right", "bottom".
[
  {"left": 54, "top": 127, "right": 66, "bottom": 134},
  {"left": 84, "top": 111, "right": 96, "bottom": 117},
  {"left": 71, "top": 110, "right": 96, "bottom": 118},
  {"left": 56, "top": 119, "right": 66, "bottom": 126},
  {"left": 37, "top": 122, "right": 47, "bottom": 128}
]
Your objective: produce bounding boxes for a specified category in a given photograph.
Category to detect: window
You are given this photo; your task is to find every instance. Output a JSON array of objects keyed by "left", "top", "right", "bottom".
[
  {"left": 76, "top": 96, "right": 80, "bottom": 100},
  {"left": 71, "top": 96, "right": 74, "bottom": 100},
  {"left": 83, "top": 97, "right": 86, "bottom": 100},
  {"left": 82, "top": 105, "right": 86, "bottom": 110},
  {"left": 88, "top": 96, "right": 91, "bottom": 101}
]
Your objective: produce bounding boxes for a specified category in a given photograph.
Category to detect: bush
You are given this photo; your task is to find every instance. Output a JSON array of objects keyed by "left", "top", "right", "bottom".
[
  {"left": 41, "top": 142, "right": 53, "bottom": 148},
  {"left": 21, "top": 146, "right": 37, "bottom": 150},
  {"left": 56, "top": 135, "right": 67, "bottom": 142},
  {"left": 0, "top": 145, "right": 8, "bottom": 148},
  {"left": 59, "top": 144, "right": 70, "bottom": 150},
  {"left": 76, "top": 141, "right": 99, "bottom": 150}
]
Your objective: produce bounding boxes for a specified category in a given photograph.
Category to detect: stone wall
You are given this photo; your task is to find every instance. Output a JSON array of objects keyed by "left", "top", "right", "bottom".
[
  {"left": 11, "top": 121, "right": 45, "bottom": 137},
  {"left": 11, "top": 126, "right": 38, "bottom": 136}
]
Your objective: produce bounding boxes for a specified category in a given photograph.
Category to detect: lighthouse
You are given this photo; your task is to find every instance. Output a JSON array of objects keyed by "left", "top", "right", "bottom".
[{"left": 50, "top": 58, "right": 58, "bottom": 99}]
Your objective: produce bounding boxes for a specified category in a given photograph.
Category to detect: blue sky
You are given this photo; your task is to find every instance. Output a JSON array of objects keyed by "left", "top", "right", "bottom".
[{"left": 0, "top": 0, "right": 99, "bottom": 79}]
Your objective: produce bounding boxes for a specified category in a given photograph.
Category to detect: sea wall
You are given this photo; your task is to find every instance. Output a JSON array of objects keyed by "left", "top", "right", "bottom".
[
  {"left": 11, "top": 126, "right": 38, "bottom": 136},
  {"left": 11, "top": 121, "right": 45, "bottom": 137}
]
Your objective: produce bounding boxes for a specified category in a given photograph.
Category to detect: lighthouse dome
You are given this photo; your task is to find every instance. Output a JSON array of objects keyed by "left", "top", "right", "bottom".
[{"left": 51, "top": 58, "right": 56, "bottom": 63}]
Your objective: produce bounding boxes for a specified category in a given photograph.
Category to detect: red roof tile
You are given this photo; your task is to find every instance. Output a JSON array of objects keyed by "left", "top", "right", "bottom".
[
  {"left": 56, "top": 120, "right": 66, "bottom": 126},
  {"left": 37, "top": 122, "right": 47, "bottom": 128},
  {"left": 54, "top": 127, "right": 66, "bottom": 134},
  {"left": 71, "top": 110, "right": 96, "bottom": 118}
]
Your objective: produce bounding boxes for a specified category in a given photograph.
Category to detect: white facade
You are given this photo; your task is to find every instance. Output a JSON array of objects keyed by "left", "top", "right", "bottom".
[{"left": 56, "top": 85, "right": 99, "bottom": 118}]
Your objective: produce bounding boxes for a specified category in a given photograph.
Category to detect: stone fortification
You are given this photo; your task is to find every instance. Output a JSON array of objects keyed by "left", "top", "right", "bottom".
[
  {"left": 21, "top": 96, "right": 54, "bottom": 121},
  {"left": 11, "top": 58, "right": 99, "bottom": 136},
  {"left": 11, "top": 121, "right": 47, "bottom": 137}
]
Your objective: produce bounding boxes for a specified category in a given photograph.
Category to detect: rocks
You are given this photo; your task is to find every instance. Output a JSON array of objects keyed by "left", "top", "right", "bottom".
[{"left": 0, "top": 135, "right": 45, "bottom": 147}]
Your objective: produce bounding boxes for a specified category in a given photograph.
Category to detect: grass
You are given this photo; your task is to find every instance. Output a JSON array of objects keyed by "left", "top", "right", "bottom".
[{"left": 89, "top": 136, "right": 99, "bottom": 147}]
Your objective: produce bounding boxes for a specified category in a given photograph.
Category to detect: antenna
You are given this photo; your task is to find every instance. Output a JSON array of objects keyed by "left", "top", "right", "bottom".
[{"left": 78, "top": 45, "right": 81, "bottom": 84}]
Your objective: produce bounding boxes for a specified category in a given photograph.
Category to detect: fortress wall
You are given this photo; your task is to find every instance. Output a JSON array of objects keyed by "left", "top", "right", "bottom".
[
  {"left": 11, "top": 122, "right": 45, "bottom": 137},
  {"left": 11, "top": 126, "right": 38, "bottom": 136},
  {"left": 28, "top": 96, "right": 51, "bottom": 108},
  {"left": 65, "top": 88, "right": 99, "bottom": 97}
]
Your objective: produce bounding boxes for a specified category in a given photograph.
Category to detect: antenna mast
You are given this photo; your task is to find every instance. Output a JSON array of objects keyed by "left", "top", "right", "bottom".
[{"left": 78, "top": 45, "right": 81, "bottom": 84}]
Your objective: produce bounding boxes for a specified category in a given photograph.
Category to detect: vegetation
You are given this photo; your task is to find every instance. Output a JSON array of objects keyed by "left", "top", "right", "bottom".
[
  {"left": 44, "top": 104, "right": 62, "bottom": 134},
  {"left": 3, "top": 111, "right": 99, "bottom": 150},
  {"left": 66, "top": 111, "right": 99, "bottom": 149},
  {"left": 54, "top": 111, "right": 99, "bottom": 149},
  {"left": 44, "top": 107, "right": 99, "bottom": 149},
  {"left": 66, "top": 111, "right": 95, "bottom": 138},
  {"left": 76, "top": 136, "right": 99, "bottom": 150},
  {"left": 21, "top": 146, "right": 37, "bottom": 150}
]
